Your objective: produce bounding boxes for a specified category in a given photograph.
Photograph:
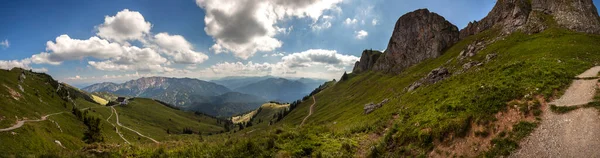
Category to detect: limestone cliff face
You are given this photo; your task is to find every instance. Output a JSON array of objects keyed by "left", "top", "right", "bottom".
[
  {"left": 372, "top": 9, "right": 459, "bottom": 73},
  {"left": 352, "top": 50, "right": 382, "bottom": 73},
  {"left": 532, "top": 0, "right": 600, "bottom": 34},
  {"left": 460, "top": 0, "right": 600, "bottom": 38},
  {"left": 459, "top": 0, "right": 532, "bottom": 38}
]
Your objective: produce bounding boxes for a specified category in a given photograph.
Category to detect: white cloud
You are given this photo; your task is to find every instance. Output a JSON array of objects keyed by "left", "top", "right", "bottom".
[
  {"left": 372, "top": 19, "right": 378, "bottom": 25},
  {"left": 152, "top": 33, "right": 208, "bottom": 64},
  {"left": 87, "top": 45, "right": 170, "bottom": 72},
  {"left": 344, "top": 18, "right": 358, "bottom": 25},
  {"left": 96, "top": 9, "right": 152, "bottom": 44},
  {"left": 281, "top": 49, "right": 359, "bottom": 68},
  {"left": 31, "top": 35, "right": 123, "bottom": 65},
  {"left": 199, "top": 49, "right": 358, "bottom": 79},
  {"left": 311, "top": 15, "right": 334, "bottom": 31},
  {"left": 196, "top": 0, "right": 343, "bottom": 59},
  {"left": 355, "top": 30, "right": 368, "bottom": 39},
  {"left": 0, "top": 59, "right": 31, "bottom": 70},
  {"left": 0, "top": 39, "right": 9, "bottom": 48}
]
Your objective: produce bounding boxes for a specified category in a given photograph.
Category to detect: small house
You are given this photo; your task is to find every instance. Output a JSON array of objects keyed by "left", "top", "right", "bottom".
[{"left": 116, "top": 97, "right": 128, "bottom": 105}]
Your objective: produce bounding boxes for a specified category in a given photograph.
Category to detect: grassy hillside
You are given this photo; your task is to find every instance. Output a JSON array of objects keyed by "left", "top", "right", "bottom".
[
  {"left": 86, "top": 28, "right": 600, "bottom": 157},
  {"left": 0, "top": 68, "right": 225, "bottom": 156}
]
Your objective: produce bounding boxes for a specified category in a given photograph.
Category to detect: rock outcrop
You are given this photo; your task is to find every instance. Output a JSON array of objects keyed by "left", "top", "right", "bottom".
[
  {"left": 406, "top": 67, "right": 451, "bottom": 92},
  {"left": 364, "top": 98, "right": 389, "bottom": 114},
  {"left": 460, "top": 0, "right": 600, "bottom": 39},
  {"left": 532, "top": 0, "right": 600, "bottom": 34},
  {"left": 372, "top": 9, "right": 459, "bottom": 74},
  {"left": 352, "top": 50, "right": 383, "bottom": 73}
]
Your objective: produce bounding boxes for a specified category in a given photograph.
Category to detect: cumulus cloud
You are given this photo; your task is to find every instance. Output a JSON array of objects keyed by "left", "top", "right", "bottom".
[
  {"left": 153, "top": 33, "right": 208, "bottom": 64},
  {"left": 0, "top": 59, "right": 31, "bottom": 70},
  {"left": 372, "top": 19, "right": 378, "bottom": 25},
  {"left": 281, "top": 49, "right": 359, "bottom": 68},
  {"left": 96, "top": 9, "right": 152, "bottom": 43},
  {"left": 205, "top": 49, "right": 358, "bottom": 78},
  {"left": 31, "top": 35, "right": 123, "bottom": 65},
  {"left": 355, "top": 30, "right": 368, "bottom": 39},
  {"left": 311, "top": 15, "right": 334, "bottom": 31},
  {"left": 88, "top": 46, "right": 170, "bottom": 72},
  {"left": 196, "top": 0, "right": 342, "bottom": 59},
  {"left": 0, "top": 39, "right": 9, "bottom": 48},
  {"left": 344, "top": 18, "right": 358, "bottom": 25}
]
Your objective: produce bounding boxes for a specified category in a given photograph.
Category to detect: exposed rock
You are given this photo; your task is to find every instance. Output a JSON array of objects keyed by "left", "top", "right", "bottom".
[
  {"left": 458, "top": 41, "right": 486, "bottom": 60},
  {"left": 424, "top": 68, "right": 451, "bottom": 84},
  {"left": 352, "top": 50, "right": 383, "bottom": 73},
  {"left": 406, "top": 67, "right": 452, "bottom": 92},
  {"left": 460, "top": 0, "right": 532, "bottom": 38},
  {"left": 373, "top": 9, "right": 459, "bottom": 73},
  {"left": 532, "top": 0, "right": 600, "bottom": 34},
  {"left": 18, "top": 72, "right": 26, "bottom": 83},
  {"left": 486, "top": 53, "right": 498, "bottom": 62},
  {"left": 463, "top": 61, "right": 482, "bottom": 70},
  {"left": 460, "top": 0, "right": 600, "bottom": 39},
  {"left": 364, "top": 98, "right": 390, "bottom": 114}
]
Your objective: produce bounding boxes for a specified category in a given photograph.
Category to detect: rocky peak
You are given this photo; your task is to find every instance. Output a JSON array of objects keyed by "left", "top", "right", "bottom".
[
  {"left": 372, "top": 9, "right": 459, "bottom": 73},
  {"left": 352, "top": 49, "right": 382, "bottom": 73},
  {"left": 460, "top": 0, "right": 600, "bottom": 38},
  {"left": 532, "top": 0, "right": 600, "bottom": 34}
]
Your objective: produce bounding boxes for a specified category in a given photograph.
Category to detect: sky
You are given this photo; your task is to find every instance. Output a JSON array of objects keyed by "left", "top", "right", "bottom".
[{"left": 1, "top": 0, "right": 597, "bottom": 86}]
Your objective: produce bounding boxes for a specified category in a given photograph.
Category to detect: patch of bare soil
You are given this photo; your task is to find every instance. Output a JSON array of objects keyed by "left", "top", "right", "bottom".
[
  {"left": 428, "top": 98, "right": 541, "bottom": 158},
  {"left": 3, "top": 84, "right": 22, "bottom": 100},
  {"left": 356, "top": 114, "right": 399, "bottom": 157}
]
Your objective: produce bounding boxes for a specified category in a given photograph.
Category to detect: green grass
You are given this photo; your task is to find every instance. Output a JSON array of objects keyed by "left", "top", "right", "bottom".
[
  {"left": 485, "top": 121, "right": 537, "bottom": 157},
  {"left": 5, "top": 22, "right": 600, "bottom": 156},
  {"left": 0, "top": 68, "right": 225, "bottom": 156},
  {"left": 550, "top": 104, "right": 580, "bottom": 114},
  {"left": 81, "top": 27, "right": 600, "bottom": 157}
]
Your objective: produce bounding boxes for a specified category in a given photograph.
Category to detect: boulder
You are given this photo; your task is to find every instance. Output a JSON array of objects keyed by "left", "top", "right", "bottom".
[
  {"left": 364, "top": 98, "right": 390, "bottom": 114},
  {"left": 373, "top": 9, "right": 459, "bottom": 74},
  {"left": 406, "top": 67, "right": 451, "bottom": 92}
]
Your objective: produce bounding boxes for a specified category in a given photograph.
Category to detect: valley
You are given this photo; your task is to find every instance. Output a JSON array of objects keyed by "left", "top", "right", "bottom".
[{"left": 3, "top": 0, "right": 600, "bottom": 157}]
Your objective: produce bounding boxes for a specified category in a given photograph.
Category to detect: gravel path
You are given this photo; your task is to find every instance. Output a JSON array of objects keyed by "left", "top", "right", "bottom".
[
  {"left": 0, "top": 112, "right": 64, "bottom": 132},
  {"left": 300, "top": 96, "right": 316, "bottom": 127},
  {"left": 111, "top": 106, "right": 159, "bottom": 144},
  {"left": 511, "top": 66, "right": 600, "bottom": 158},
  {"left": 106, "top": 107, "right": 130, "bottom": 144}
]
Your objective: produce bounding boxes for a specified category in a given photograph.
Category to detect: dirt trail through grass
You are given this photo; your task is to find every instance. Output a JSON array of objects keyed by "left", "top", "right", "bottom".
[
  {"left": 511, "top": 66, "right": 600, "bottom": 157},
  {"left": 106, "top": 107, "right": 130, "bottom": 144},
  {"left": 0, "top": 112, "right": 64, "bottom": 132},
  {"left": 300, "top": 96, "right": 316, "bottom": 127},
  {"left": 111, "top": 106, "right": 159, "bottom": 144}
]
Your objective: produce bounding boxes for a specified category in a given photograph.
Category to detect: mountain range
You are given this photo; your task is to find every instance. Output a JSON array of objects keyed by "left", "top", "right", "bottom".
[{"left": 83, "top": 76, "right": 327, "bottom": 116}]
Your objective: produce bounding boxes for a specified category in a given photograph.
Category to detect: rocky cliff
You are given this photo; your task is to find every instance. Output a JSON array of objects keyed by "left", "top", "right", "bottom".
[
  {"left": 460, "top": 0, "right": 600, "bottom": 38},
  {"left": 352, "top": 50, "right": 382, "bottom": 73},
  {"left": 371, "top": 9, "right": 459, "bottom": 73}
]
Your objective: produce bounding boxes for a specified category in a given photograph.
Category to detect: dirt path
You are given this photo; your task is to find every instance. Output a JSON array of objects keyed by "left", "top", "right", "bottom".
[
  {"left": 511, "top": 66, "right": 600, "bottom": 157},
  {"left": 111, "top": 106, "right": 159, "bottom": 144},
  {"left": 106, "top": 107, "right": 130, "bottom": 144},
  {"left": 300, "top": 96, "right": 316, "bottom": 127},
  {"left": 0, "top": 112, "right": 64, "bottom": 132}
]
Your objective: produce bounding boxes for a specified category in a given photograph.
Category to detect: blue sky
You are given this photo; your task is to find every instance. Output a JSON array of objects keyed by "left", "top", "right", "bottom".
[{"left": 0, "top": 0, "right": 597, "bottom": 86}]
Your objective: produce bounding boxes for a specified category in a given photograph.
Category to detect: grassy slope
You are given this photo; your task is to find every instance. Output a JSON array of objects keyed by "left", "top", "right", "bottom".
[
  {"left": 281, "top": 28, "right": 600, "bottom": 156},
  {"left": 0, "top": 69, "right": 225, "bottom": 156},
  {"left": 113, "top": 98, "right": 224, "bottom": 140},
  {"left": 98, "top": 28, "right": 600, "bottom": 157}
]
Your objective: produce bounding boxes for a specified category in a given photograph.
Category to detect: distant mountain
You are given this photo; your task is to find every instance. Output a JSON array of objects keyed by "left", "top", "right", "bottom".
[
  {"left": 235, "top": 78, "right": 309, "bottom": 102},
  {"left": 211, "top": 76, "right": 274, "bottom": 90},
  {"left": 82, "top": 77, "right": 231, "bottom": 107},
  {"left": 295, "top": 78, "right": 328, "bottom": 93},
  {"left": 185, "top": 92, "right": 267, "bottom": 117}
]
